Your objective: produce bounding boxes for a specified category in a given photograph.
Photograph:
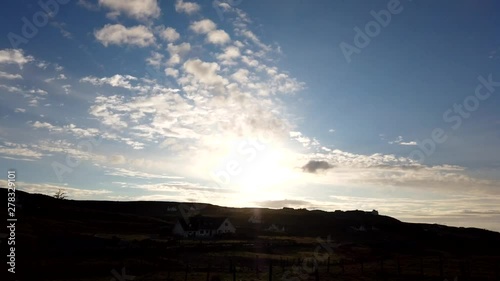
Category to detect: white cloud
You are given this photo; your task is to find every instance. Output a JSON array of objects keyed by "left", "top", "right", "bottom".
[
  {"left": 0, "top": 71, "right": 22, "bottom": 79},
  {"left": 167, "top": 43, "right": 191, "bottom": 57},
  {"left": 127, "top": 182, "right": 226, "bottom": 194},
  {"left": 207, "top": 29, "right": 231, "bottom": 45},
  {"left": 165, "top": 67, "right": 179, "bottom": 78},
  {"left": 45, "top": 73, "right": 67, "bottom": 83},
  {"left": 32, "top": 121, "right": 61, "bottom": 131},
  {"left": 36, "top": 61, "right": 49, "bottom": 69},
  {"left": 146, "top": 51, "right": 164, "bottom": 67},
  {"left": 31, "top": 121, "right": 100, "bottom": 138},
  {"left": 190, "top": 19, "right": 216, "bottom": 34},
  {"left": 99, "top": 0, "right": 160, "bottom": 20},
  {"left": 294, "top": 136, "right": 500, "bottom": 195},
  {"left": 167, "top": 54, "right": 181, "bottom": 66},
  {"left": 231, "top": 68, "right": 249, "bottom": 84},
  {"left": 160, "top": 27, "right": 180, "bottom": 42},
  {"left": 166, "top": 42, "right": 191, "bottom": 66},
  {"left": 104, "top": 166, "right": 183, "bottom": 179},
  {"left": 241, "top": 55, "right": 259, "bottom": 67},
  {"left": 51, "top": 21, "right": 72, "bottom": 39},
  {"left": 94, "top": 24, "right": 155, "bottom": 47},
  {"left": 189, "top": 19, "right": 230, "bottom": 45},
  {"left": 0, "top": 142, "right": 44, "bottom": 161},
  {"left": 217, "top": 45, "right": 241, "bottom": 65},
  {"left": 62, "top": 84, "right": 71, "bottom": 94},
  {"left": 290, "top": 131, "right": 319, "bottom": 148},
  {"left": 389, "top": 136, "right": 417, "bottom": 146},
  {"left": 175, "top": 0, "right": 200, "bottom": 15},
  {"left": 0, "top": 49, "right": 33, "bottom": 68},
  {"left": 183, "top": 59, "right": 228, "bottom": 88},
  {"left": 89, "top": 96, "right": 128, "bottom": 128},
  {"left": 0, "top": 180, "right": 111, "bottom": 198},
  {"left": 78, "top": 0, "right": 99, "bottom": 10},
  {"left": 81, "top": 74, "right": 138, "bottom": 89},
  {"left": 241, "top": 30, "right": 271, "bottom": 52},
  {"left": 0, "top": 85, "right": 22, "bottom": 93},
  {"left": 28, "top": 99, "right": 39, "bottom": 107}
]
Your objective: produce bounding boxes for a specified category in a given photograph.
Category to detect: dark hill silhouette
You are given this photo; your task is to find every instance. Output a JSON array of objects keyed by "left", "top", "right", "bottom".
[{"left": 2, "top": 189, "right": 500, "bottom": 280}]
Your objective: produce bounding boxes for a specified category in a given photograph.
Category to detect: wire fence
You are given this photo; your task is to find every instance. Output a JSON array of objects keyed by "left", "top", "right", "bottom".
[{"left": 129, "top": 255, "right": 500, "bottom": 281}]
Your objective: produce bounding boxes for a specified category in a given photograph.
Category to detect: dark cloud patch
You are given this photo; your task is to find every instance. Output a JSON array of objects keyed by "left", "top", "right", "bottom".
[
  {"left": 370, "top": 164, "right": 424, "bottom": 170},
  {"left": 302, "top": 160, "right": 333, "bottom": 173},
  {"left": 462, "top": 210, "right": 500, "bottom": 215},
  {"left": 256, "top": 199, "right": 311, "bottom": 209}
]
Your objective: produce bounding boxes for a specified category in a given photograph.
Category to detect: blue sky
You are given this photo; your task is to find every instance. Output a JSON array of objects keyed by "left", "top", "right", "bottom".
[{"left": 1, "top": 0, "right": 500, "bottom": 231}]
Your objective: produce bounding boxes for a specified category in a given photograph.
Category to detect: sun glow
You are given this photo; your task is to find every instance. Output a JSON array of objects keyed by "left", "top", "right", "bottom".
[
  {"left": 204, "top": 134, "right": 304, "bottom": 205},
  {"left": 233, "top": 146, "right": 301, "bottom": 199}
]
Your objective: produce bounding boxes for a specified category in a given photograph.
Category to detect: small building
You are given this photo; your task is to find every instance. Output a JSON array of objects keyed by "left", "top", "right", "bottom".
[
  {"left": 266, "top": 224, "right": 285, "bottom": 233},
  {"left": 248, "top": 215, "right": 262, "bottom": 224},
  {"left": 371, "top": 209, "right": 379, "bottom": 215},
  {"left": 350, "top": 225, "right": 367, "bottom": 232},
  {"left": 172, "top": 216, "right": 236, "bottom": 238}
]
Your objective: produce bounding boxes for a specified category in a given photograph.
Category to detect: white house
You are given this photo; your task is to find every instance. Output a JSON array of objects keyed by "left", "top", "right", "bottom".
[{"left": 172, "top": 216, "right": 236, "bottom": 238}]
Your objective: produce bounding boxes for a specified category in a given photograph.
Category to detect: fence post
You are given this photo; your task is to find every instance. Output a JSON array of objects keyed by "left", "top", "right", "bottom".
[
  {"left": 466, "top": 258, "right": 470, "bottom": 279},
  {"left": 206, "top": 263, "right": 211, "bottom": 281},
  {"left": 496, "top": 259, "right": 499, "bottom": 281},
  {"left": 439, "top": 256, "right": 443, "bottom": 278},
  {"left": 256, "top": 255, "right": 259, "bottom": 277},
  {"left": 269, "top": 259, "right": 273, "bottom": 281},
  {"left": 459, "top": 260, "right": 465, "bottom": 279},
  {"left": 420, "top": 257, "right": 423, "bottom": 276},
  {"left": 496, "top": 259, "right": 500, "bottom": 281},
  {"left": 397, "top": 256, "right": 401, "bottom": 275}
]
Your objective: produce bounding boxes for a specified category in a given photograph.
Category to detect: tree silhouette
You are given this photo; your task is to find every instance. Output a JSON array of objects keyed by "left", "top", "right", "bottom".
[{"left": 54, "top": 189, "right": 67, "bottom": 200}]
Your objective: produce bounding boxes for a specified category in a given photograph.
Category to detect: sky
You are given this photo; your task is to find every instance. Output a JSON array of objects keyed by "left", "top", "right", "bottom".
[{"left": 0, "top": 0, "right": 500, "bottom": 231}]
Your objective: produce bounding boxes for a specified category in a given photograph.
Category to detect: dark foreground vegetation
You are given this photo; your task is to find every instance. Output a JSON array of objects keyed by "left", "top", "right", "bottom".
[{"left": 1, "top": 189, "right": 499, "bottom": 281}]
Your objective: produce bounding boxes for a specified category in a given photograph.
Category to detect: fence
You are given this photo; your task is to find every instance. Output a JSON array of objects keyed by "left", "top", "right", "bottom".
[{"left": 137, "top": 255, "right": 500, "bottom": 281}]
